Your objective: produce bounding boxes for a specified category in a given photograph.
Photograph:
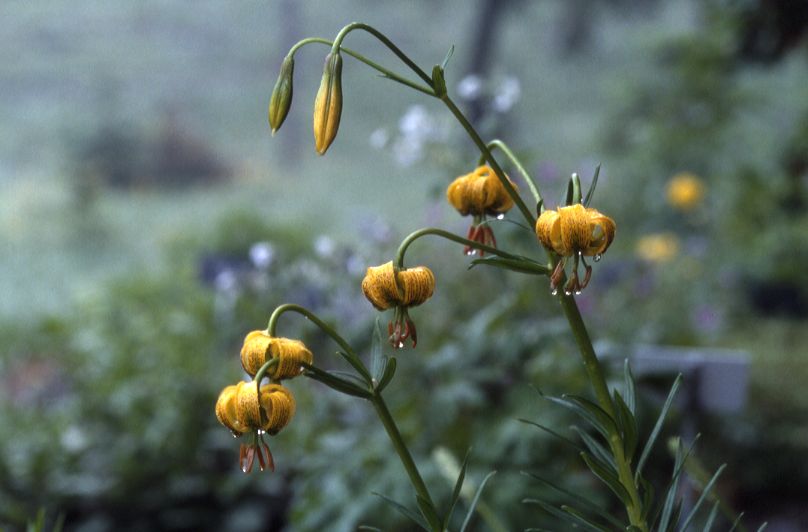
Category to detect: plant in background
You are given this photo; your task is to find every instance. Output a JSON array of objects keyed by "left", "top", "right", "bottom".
[{"left": 212, "top": 21, "right": 765, "bottom": 531}]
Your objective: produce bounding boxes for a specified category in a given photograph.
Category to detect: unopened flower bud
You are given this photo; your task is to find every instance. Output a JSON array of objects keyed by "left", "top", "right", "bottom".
[
  {"left": 269, "top": 55, "right": 295, "bottom": 135},
  {"left": 313, "top": 52, "right": 343, "bottom": 155}
]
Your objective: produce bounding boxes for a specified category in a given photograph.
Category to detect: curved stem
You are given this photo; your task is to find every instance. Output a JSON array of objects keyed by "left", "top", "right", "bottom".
[
  {"left": 440, "top": 96, "right": 536, "bottom": 227},
  {"left": 253, "top": 358, "right": 279, "bottom": 385},
  {"left": 332, "top": 22, "right": 434, "bottom": 87},
  {"left": 477, "top": 139, "right": 543, "bottom": 209},
  {"left": 395, "top": 227, "right": 529, "bottom": 268},
  {"left": 267, "top": 303, "right": 371, "bottom": 383},
  {"left": 288, "top": 37, "right": 434, "bottom": 96},
  {"left": 371, "top": 390, "right": 438, "bottom": 526}
]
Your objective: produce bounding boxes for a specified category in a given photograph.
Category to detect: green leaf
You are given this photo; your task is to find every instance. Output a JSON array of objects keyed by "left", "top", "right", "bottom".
[
  {"left": 336, "top": 350, "right": 373, "bottom": 385},
  {"left": 664, "top": 500, "right": 683, "bottom": 532},
  {"left": 635, "top": 374, "right": 683, "bottom": 481},
  {"left": 441, "top": 44, "right": 455, "bottom": 70},
  {"left": 571, "top": 426, "right": 616, "bottom": 470},
  {"left": 432, "top": 65, "right": 447, "bottom": 97},
  {"left": 580, "top": 452, "right": 633, "bottom": 506},
  {"left": 561, "top": 505, "right": 613, "bottom": 532},
  {"left": 521, "top": 471, "right": 624, "bottom": 529},
  {"left": 357, "top": 527, "right": 383, "bottom": 531},
  {"left": 330, "top": 370, "right": 374, "bottom": 389},
  {"left": 565, "top": 172, "right": 582, "bottom": 205},
  {"left": 639, "top": 476, "right": 655, "bottom": 521},
  {"left": 583, "top": 164, "right": 601, "bottom": 207},
  {"left": 443, "top": 449, "right": 471, "bottom": 529},
  {"left": 656, "top": 436, "right": 694, "bottom": 532},
  {"left": 416, "top": 494, "right": 442, "bottom": 531},
  {"left": 375, "top": 356, "right": 397, "bottom": 392},
  {"left": 518, "top": 418, "right": 583, "bottom": 452},
  {"left": 555, "top": 394, "right": 619, "bottom": 439},
  {"left": 728, "top": 512, "right": 745, "bottom": 532},
  {"left": 460, "top": 471, "right": 496, "bottom": 532},
  {"left": 703, "top": 501, "right": 720, "bottom": 531},
  {"left": 370, "top": 317, "right": 385, "bottom": 384},
  {"left": 756, "top": 523, "right": 769, "bottom": 532},
  {"left": 468, "top": 256, "right": 550, "bottom": 275},
  {"left": 623, "top": 359, "right": 636, "bottom": 414},
  {"left": 302, "top": 362, "right": 371, "bottom": 399},
  {"left": 372, "top": 492, "right": 430, "bottom": 530},
  {"left": 613, "top": 390, "right": 639, "bottom": 461},
  {"left": 679, "top": 464, "right": 726, "bottom": 531}
]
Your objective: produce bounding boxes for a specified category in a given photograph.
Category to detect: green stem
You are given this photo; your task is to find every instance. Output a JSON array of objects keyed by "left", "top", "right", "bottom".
[
  {"left": 440, "top": 96, "right": 536, "bottom": 227},
  {"left": 371, "top": 390, "right": 438, "bottom": 527},
  {"left": 395, "top": 227, "right": 530, "bottom": 268},
  {"left": 288, "top": 37, "right": 435, "bottom": 96},
  {"left": 331, "top": 22, "right": 434, "bottom": 87},
  {"left": 267, "top": 303, "right": 372, "bottom": 384},
  {"left": 477, "top": 139, "right": 543, "bottom": 209},
  {"left": 558, "top": 293, "right": 648, "bottom": 531}
]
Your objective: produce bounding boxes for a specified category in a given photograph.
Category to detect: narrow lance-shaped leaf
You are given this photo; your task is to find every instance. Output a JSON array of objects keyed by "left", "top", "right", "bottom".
[
  {"left": 636, "top": 374, "right": 683, "bottom": 481},
  {"left": 375, "top": 357, "right": 397, "bottom": 392},
  {"left": 623, "top": 358, "right": 636, "bottom": 414},
  {"left": 583, "top": 164, "right": 601, "bottom": 207},
  {"left": 613, "top": 390, "right": 639, "bottom": 461},
  {"left": 571, "top": 426, "right": 617, "bottom": 470},
  {"left": 460, "top": 471, "right": 496, "bottom": 532},
  {"left": 370, "top": 317, "right": 385, "bottom": 384},
  {"left": 372, "top": 492, "right": 430, "bottom": 530},
  {"left": 302, "top": 362, "right": 371, "bottom": 399},
  {"left": 443, "top": 449, "right": 471, "bottom": 530},
  {"left": 520, "top": 471, "right": 625, "bottom": 530},
  {"left": 679, "top": 464, "right": 727, "bottom": 531},
  {"left": 580, "top": 452, "right": 633, "bottom": 506},
  {"left": 561, "top": 505, "right": 613, "bottom": 532}
]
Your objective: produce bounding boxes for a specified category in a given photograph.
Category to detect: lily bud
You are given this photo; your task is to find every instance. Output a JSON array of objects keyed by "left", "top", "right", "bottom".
[
  {"left": 313, "top": 52, "right": 343, "bottom": 155},
  {"left": 269, "top": 55, "right": 295, "bottom": 135}
]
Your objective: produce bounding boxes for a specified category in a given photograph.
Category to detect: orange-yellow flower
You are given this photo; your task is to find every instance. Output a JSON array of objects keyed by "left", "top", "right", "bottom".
[
  {"left": 536, "top": 204, "right": 616, "bottom": 293},
  {"left": 240, "top": 330, "right": 313, "bottom": 380},
  {"left": 361, "top": 261, "right": 435, "bottom": 348},
  {"left": 666, "top": 172, "right": 705, "bottom": 211},
  {"left": 215, "top": 381, "right": 296, "bottom": 472},
  {"left": 447, "top": 165, "right": 516, "bottom": 255}
]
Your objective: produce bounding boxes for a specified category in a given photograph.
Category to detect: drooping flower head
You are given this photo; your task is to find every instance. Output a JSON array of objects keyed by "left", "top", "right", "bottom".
[
  {"left": 215, "top": 381, "right": 296, "bottom": 472},
  {"left": 240, "top": 330, "right": 313, "bottom": 379},
  {"left": 447, "top": 165, "right": 516, "bottom": 255},
  {"left": 536, "top": 204, "right": 616, "bottom": 294},
  {"left": 361, "top": 261, "right": 435, "bottom": 348}
]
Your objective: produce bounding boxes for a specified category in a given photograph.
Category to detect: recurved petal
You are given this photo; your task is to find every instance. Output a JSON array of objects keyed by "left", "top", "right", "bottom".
[
  {"left": 235, "top": 381, "right": 263, "bottom": 430},
  {"left": 361, "top": 261, "right": 401, "bottom": 310},
  {"left": 584, "top": 208, "right": 616, "bottom": 256},
  {"left": 260, "top": 384, "right": 296, "bottom": 434},
  {"left": 240, "top": 330, "right": 272, "bottom": 376},
  {"left": 536, "top": 209, "right": 562, "bottom": 253},
  {"left": 399, "top": 266, "right": 435, "bottom": 307},
  {"left": 558, "top": 204, "right": 591, "bottom": 257},
  {"left": 215, "top": 384, "right": 244, "bottom": 435}
]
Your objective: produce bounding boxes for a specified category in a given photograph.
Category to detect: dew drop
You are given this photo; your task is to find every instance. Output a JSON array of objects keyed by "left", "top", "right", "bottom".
[
  {"left": 551, "top": 288, "right": 558, "bottom": 296},
  {"left": 574, "top": 290, "right": 582, "bottom": 295},
  {"left": 496, "top": 213, "right": 505, "bottom": 220},
  {"left": 465, "top": 249, "right": 477, "bottom": 256},
  {"left": 564, "top": 290, "right": 572, "bottom": 296},
  {"left": 593, "top": 254, "right": 602, "bottom": 262},
  {"left": 397, "top": 342, "right": 404, "bottom": 349}
]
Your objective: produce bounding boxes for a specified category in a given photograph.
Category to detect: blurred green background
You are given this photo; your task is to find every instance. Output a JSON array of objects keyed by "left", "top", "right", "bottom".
[{"left": 2, "top": 0, "right": 808, "bottom": 530}]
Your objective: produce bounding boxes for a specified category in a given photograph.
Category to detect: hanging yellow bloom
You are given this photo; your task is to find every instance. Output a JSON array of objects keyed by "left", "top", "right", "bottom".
[
  {"left": 240, "top": 330, "right": 313, "bottom": 380},
  {"left": 361, "top": 261, "right": 435, "bottom": 348},
  {"left": 447, "top": 165, "right": 516, "bottom": 255},
  {"left": 635, "top": 233, "right": 680, "bottom": 263},
  {"left": 666, "top": 172, "right": 705, "bottom": 211},
  {"left": 536, "top": 204, "right": 616, "bottom": 294},
  {"left": 215, "top": 381, "right": 296, "bottom": 472}
]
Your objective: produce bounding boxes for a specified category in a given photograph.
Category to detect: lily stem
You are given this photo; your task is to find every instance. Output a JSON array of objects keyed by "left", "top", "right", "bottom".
[
  {"left": 371, "top": 390, "right": 439, "bottom": 529},
  {"left": 558, "top": 293, "right": 648, "bottom": 531}
]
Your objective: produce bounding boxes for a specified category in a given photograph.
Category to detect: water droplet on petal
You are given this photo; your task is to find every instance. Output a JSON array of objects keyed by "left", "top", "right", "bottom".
[
  {"left": 465, "top": 249, "right": 477, "bottom": 256},
  {"left": 593, "top": 254, "right": 602, "bottom": 262},
  {"left": 574, "top": 290, "right": 582, "bottom": 295},
  {"left": 551, "top": 288, "right": 558, "bottom": 296},
  {"left": 496, "top": 213, "right": 505, "bottom": 220},
  {"left": 397, "top": 342, "right": 404, "bottom": 349},
  {"left": 564, "top": 290, "right": 572, "bottom": 296}
]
